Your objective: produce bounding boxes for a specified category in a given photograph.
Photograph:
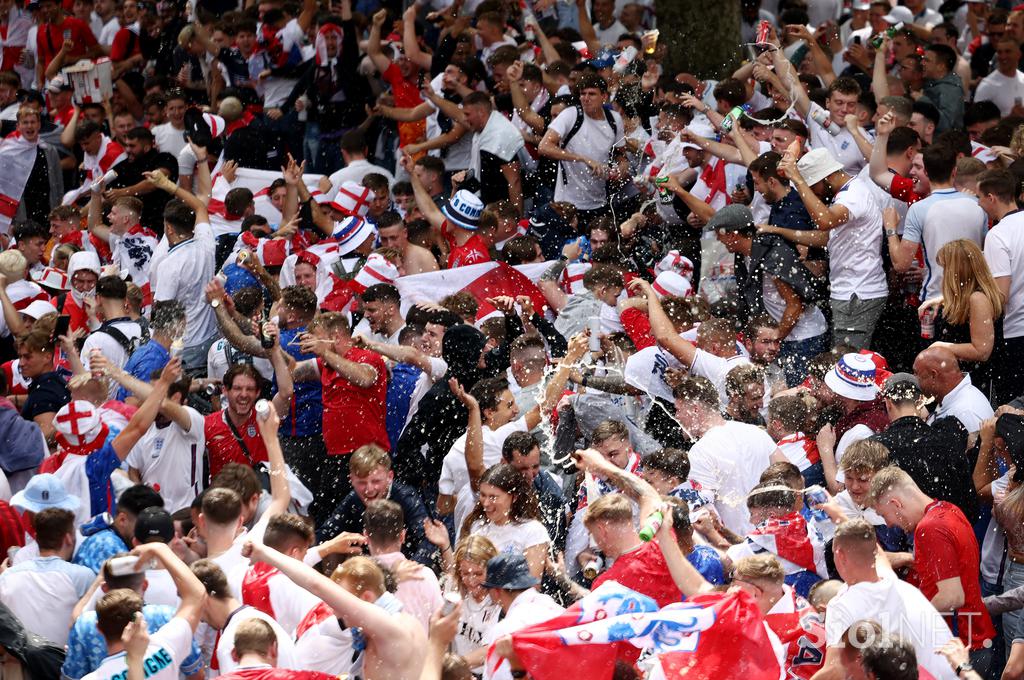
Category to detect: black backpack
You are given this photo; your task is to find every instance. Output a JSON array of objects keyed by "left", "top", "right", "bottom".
[{"left": 96, "top": 318, "right": 148, "bottom": 356}]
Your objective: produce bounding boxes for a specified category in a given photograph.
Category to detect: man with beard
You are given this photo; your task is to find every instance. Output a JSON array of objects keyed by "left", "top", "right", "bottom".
[{"left": 105, "top": 127, "right": 177, "bottom": 233}]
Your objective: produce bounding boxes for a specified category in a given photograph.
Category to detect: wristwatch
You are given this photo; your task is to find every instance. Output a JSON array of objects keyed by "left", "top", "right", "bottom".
[
  {"left": 210, "top": 299, "right": 221, "bottom": 309},
  {"left": 885, "top": 228, "right": 897, "bottom": 238},
  {"left": 955, "top": 662, "right": 974, "bottom": 677}
]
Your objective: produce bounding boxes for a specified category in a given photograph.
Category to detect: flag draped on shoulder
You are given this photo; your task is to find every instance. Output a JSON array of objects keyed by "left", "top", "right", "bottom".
[
  {"left": 498, "top": 582, "right": 781, "bottom": 680},
  {"left": 0, "top": 133, "right": 38, "bottom": 232}
]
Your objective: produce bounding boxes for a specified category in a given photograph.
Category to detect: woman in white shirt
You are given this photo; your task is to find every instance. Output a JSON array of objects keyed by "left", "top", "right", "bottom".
[
  {"left": 461, "top": 464, "right": 550, "bottom": 580},
  {"left": 438, "top": 534, "right": 502, "bottom": 673}
]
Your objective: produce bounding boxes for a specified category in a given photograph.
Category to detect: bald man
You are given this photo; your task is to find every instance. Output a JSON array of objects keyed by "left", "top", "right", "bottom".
[
  {"left": 912, "top": 347, "right": 993, "bottom": 436},
  {"left": 868, "top": 467, "right": 995, "bottom": 670},
  {"left": 814, "top": 518, "right": 958, "bottom": 680}
]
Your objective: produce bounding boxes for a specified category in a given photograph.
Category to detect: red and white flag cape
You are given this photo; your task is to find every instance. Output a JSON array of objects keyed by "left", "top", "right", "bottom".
[
  {"left": 500, "top": 582, "right": 782, "bottom": 680},
  {"left": 0, "top": 133, "right": 38, "bottom": 233},
  {"left": 394, "top": 261, "right": 550, "bottom": 322},
  {"left": 745, "top": 512, "right": 827, "bottom": 579},
  {"left": 208, "top": 166, "right": 323, "bottom": 232}
]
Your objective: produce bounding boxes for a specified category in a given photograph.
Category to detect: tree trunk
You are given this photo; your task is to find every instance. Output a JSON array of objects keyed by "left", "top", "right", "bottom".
[{"left": 654, "top": 0, "right": 741, "bottom": 80}]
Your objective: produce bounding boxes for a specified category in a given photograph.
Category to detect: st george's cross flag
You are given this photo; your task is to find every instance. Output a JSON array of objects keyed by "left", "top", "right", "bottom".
[
  {"left": 0, "top": 133, "right": 39, "bottom": 233},
  {"left": 497, "top": 582, "right": 782, "bottom": 680}
]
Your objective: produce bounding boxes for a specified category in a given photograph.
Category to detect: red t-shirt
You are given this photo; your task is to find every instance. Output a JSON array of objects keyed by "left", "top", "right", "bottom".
[
  {"left": 382, "top": 62, "right": 425, "bottom": 148},
  {"left": 591, "top": 541, "right": 682, "bottom": 608},
  {"left": 217, "top": 667, "right": 337, "bottom": 680},
  {"left": 37, "top": 18, "right": 96, "bottom": 71},
  {"left": 204, "top": 409, "right": 269, "bottom": 478},
  {"left": 318, "top": 347, "right": 389, "bottom": 456},
  {"left": 442, "top": 220, "right": 490, "bottom": 269},
  {"left": 913, "top": 500, "right": 996, "bottom": 650},
  {"left": 109, "top": 26, "right": 141, "bottom": 62}
]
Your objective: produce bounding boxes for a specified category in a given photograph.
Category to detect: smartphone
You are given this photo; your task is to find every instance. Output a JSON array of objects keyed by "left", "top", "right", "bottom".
[
  {"left": 853, "top": 36, "right": 862, "bottom": 45},
  {"left": 53, "top": 315, "right": 70, "bottom": 341}
]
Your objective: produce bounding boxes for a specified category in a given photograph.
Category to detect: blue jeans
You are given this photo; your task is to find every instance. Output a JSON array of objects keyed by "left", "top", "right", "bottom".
[
  {"left": 779, "top": 332, "right": 830, "bottom": 387},
  {"left": 303, "top": 120, "right": 345, "bottom": 175}
]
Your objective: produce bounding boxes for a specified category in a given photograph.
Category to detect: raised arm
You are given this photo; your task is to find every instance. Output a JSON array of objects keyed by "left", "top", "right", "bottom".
[
  {"left": 573, "top": 446, "right": 661, "bottom": 520},
  {"left": 205, "top": 279, "right": 270, "bottom": 358},
  {"left": 357, "top": 336, "right": 435, "bottom": 374},
  {"left": 146, "top": 170, "right": 209, "bottom": 224},
  {"left": 869, "top": 112, "right": 896, "bottom": 192},
  {"left": 402, "top": 6, "right": 432, "bottom": 71},
  {"left": 655, "top": 505, "right": 715, "bottom": 597},
  {"left": 405, "top": 154, "right": 446, "bottom": 229},
  {"left": 60, "top": 106, "right": 80, "bottom": 149},
  {"left": 258, "top": 404, "right": 291, "bottom": 517},
  {"left": 111, "top": 358, "right": 180, "bottom": 460},
  {"left": 367, "top": 10, "right": 394, "bottom": 75},
  {"left": 872, "top": 37, "right": 892, "bottom": 101},
  {"left": 87, "top": 186, "right": 112, "bottom": 243},
  {"left": 244, "top": 541, "right": 421, "bottom": 644},
  {"left": 449, "top": 378, "right": 484, "bottom": 490},
  {"left": 269, "top": 341, "right": 294, "bottom": 418},
  {"left": 628, "top": 278, "right": 696, "bottom": 366},
  {"left": 96, "top": 354, "right": 193, "bottom": 431},
  {"left": 131, "top": 541, "right": 205, "bottom": 630},
  {"left": 778, "top": 153, "right": 849, "bottom": 231}
]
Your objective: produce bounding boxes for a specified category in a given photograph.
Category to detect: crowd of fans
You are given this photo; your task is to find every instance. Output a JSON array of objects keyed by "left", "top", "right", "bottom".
[{"left": 4, "top": 0, "right": 1024, "bottom": 677}]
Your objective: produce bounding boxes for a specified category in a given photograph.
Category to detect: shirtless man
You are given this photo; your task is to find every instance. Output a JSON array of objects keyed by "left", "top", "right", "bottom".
[
  {"left": 377, "top": 212, "right": 439, "bottom": 275},
  {"left": 241, "top": 540, "right": 426, "bottom": 680}
]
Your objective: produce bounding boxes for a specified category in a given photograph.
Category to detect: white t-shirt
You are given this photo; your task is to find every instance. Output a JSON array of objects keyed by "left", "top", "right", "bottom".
[
  {"left": 623, "top": 344, "right": 681, "bottom": 403},
  {"left": 152, "top": 122, "right": 186, "bottom": 158},
  {"left": 687, "top": 421, "right": 779, "bottom": 534},
  {"left": 483, "top": 588, "right": 564, "bottom": 680},
  {"left": 108, "top": 227, "right": 158, "bottom": 288},
  {"left": 153, "top": 224, "right": 216, "bottom": 348},
  {"left": 125, "top": 406, "right": 206, "bottom": 513},
  {"left": 761, "top": 274, "right": 828, "bottom": 341},
  {"left": 82, "top": 616, "right": 195, "bottom": 680},
  {"left": 327, "top": 159, "right": 395, "bottom": 198},
  {"left": 824, "top": 574, "right": 957, "bottom": 680},
  {"left": 984, "top": 210, "right": 1024, "bottom": 338},
  {"left": 468, "top": 519, "right": 550, "bottom": 556},
  {"left": 690, "top": 348, "right": 751, "bottom": 405},
  {"left": 227, "top": 563, "right": 321, "bottom": 635},
  {"left": 549, "top": 106, "right": 625, "bottom": 210},
  {"left": 806, "top": 102, "right": 865, "bottom": 175},
  {"left": 0, "top": 555, "right": 94, "bottom": 646},
  {"left": 440, "top": 417, "right": 529, "bottom": 533},
  {"left": 974, "top": 69, "right": 1024, "bottom": 116},
  {"left": 207, "top": 339, "right": 275, "bottom": 383},
  {"left": 902, "top": 188, "right": 988, "bottom": 300},
  {"left": 81, "top": 319, "right": 144, "bottom": 376},
  {"left": 446, "top": 584, "right": 501, "bottom": 669},
  {"left": 215, "top": 606, "right": 297, "bottom": 673},
  {"left": 829, "top": 175, "right": 887, "bottom": 301}
]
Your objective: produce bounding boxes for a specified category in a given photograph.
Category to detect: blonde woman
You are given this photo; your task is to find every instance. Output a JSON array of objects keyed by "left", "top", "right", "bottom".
[
  {"left": 919, "top": 239, "right": 1003, "bottom": 387},
  {"left": 429, "top": 533, "right": 501, "bottom": 673}
]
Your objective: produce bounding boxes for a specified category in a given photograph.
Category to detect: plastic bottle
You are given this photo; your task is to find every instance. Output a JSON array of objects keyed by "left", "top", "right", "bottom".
[
  {"left": 441, "top": 591, "right": 462, "bottom": 615},
  {"left": 638, "top": 509, "right": 664, "bottom": 542},
  {"left": 612, "top": 46, "right": 639, "bottom": 74},
  {"left": 255, "top": 399, "right": 272, "bottom": 421}
]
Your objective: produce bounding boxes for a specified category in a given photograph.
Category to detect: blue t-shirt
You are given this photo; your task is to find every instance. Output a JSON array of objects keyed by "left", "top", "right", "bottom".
[
  {"left": 115, "top": 341, "right": 170, "bottom": 401},
  {"left": 277, "top": 326, "right": 322, "bottom": 438},
  {"left": 72, "top": 527, "right": 128, "bottom": 574},
  {"left": 63, "top": 604, "right": 203, "bottom": 679}
]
